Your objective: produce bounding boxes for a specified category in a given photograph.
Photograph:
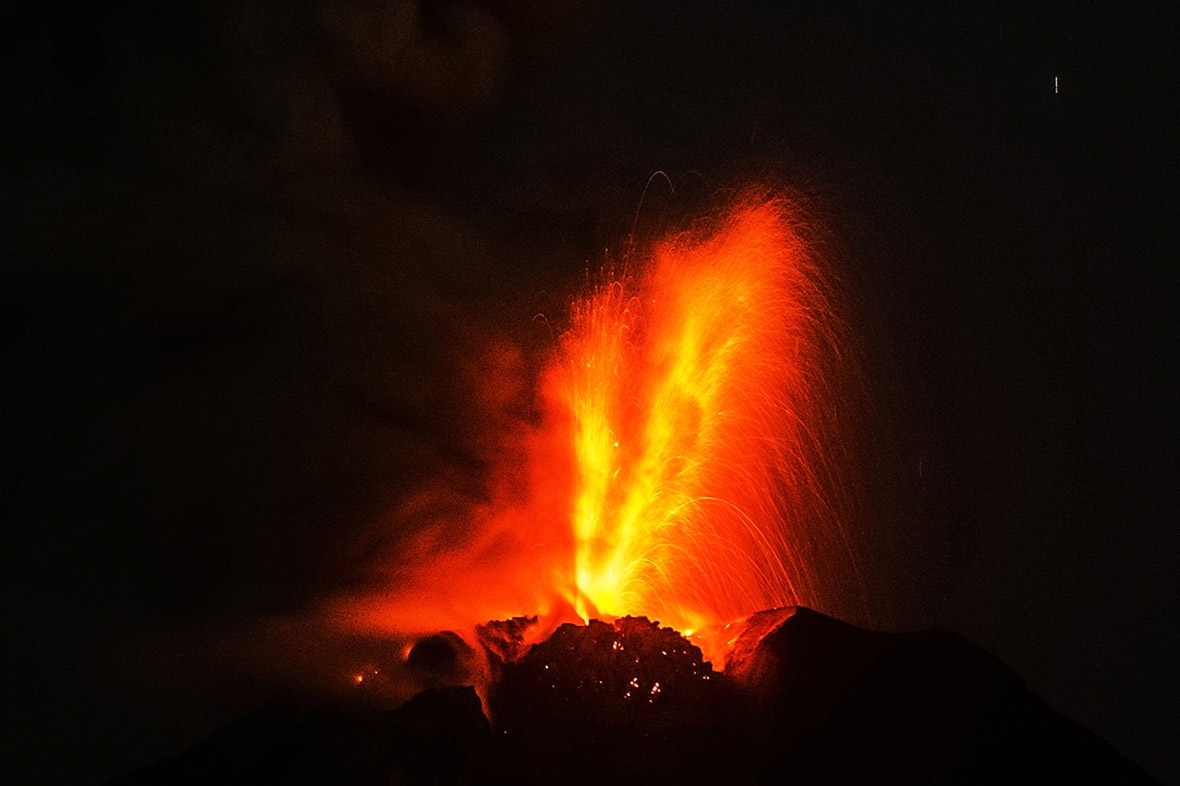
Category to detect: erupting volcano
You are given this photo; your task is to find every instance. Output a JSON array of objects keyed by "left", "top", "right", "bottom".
[
  {"left": 339, "top": 195, "right": 859, "bottom": 654},
  {"left": 114, "top": 196, "right": 1161, "bottom": 786}
]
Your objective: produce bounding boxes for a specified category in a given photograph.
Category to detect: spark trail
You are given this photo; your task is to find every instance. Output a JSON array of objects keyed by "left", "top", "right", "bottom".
[
  {"left": 333, "top": 194, "right": 860, "bottom": 666},
  {"left": 546, "top": 197, "right": 847, "bottom": 634}
]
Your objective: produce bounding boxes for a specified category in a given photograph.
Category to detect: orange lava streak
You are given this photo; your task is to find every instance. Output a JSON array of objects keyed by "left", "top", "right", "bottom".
[
  {"left": 547, "top": 198, "right": 840, "bottom": 634},
  {"left": 330, "top": 195, "right": 858, "bottom": 672}
]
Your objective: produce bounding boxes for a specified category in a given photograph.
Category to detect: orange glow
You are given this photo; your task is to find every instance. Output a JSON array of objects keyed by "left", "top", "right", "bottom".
[
  {"left": 546, "top": 198, "right": 840, "bottom": 635},
  {"left": 331, "top": 194, "right": 855, "bottom": 669}
]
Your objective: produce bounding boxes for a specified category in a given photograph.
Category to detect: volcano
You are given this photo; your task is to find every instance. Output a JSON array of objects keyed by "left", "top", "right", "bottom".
[
  {"left": 110, "top": 607, "right": 1157, "bottom": 785},
  {"left": 335, "top": 196, "right": 864, "bottom": 650},
  {"left": 109, "top": 198, "right": 1158, "bottom": 785}
]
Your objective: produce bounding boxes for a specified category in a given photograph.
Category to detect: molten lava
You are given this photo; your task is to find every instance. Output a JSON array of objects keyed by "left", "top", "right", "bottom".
[
  {"left": 546, "top": 199, "right": 842, "bottom": 635},
  {"left": 335, "top": 196, "right": 854, "bottom": 668}
]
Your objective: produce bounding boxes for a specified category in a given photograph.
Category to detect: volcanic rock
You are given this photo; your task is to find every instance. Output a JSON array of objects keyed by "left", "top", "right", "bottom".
[
  {"left": 476, "top": 614, "right": 539, "bottom": 665},
  {"left": 728, "top": 607, "right": 1160, "bottom": 785},
  {"left": 406, "top": 630, "right": 484, "bottom": 689},
  {"left": 108, "top": 608, "right": 1160, "bottom": 785},
  {"left": 491, "top": 616, "right": 753, "bottom": 784},
  {"left": 110, "top": 686, "right": 491, "bottom": 786}
]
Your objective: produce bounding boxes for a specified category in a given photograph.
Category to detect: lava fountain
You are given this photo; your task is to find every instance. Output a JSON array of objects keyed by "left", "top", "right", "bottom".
[
  {"left": 550, "top": 197, "right": 847, "bottom": 635},
  {"left": 128, "top": 197, "right": 1160, "bottom": 786},
  {"left": 335, "top": 193, "right": 859, "bottom": 666}
]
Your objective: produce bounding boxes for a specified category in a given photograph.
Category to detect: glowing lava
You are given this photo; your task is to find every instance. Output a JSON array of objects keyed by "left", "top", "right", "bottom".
[
  {"left": 333, "top": 195, "right": 857, "bottom": 672},
  {"left": 546, "top": 198, "right": 842, "bottom": 635}
]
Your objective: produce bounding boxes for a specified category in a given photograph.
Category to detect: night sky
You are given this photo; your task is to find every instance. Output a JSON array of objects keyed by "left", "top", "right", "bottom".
[{"left": 2, "top": 2, "right": 1177, "bottom": 784}]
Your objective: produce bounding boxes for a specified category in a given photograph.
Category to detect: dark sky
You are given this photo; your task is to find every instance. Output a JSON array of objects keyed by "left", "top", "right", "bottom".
[{"left": 2, "top": 1, "right": 1177, "bottom": 784}]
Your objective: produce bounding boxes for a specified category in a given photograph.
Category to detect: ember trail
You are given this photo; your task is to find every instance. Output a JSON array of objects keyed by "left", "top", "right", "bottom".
[
  {"left": 546, "top": 197, "right": 845, "bottom": 636},
  {"left": 338, "top": 195, "right": 855, "bottom": 657}
]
